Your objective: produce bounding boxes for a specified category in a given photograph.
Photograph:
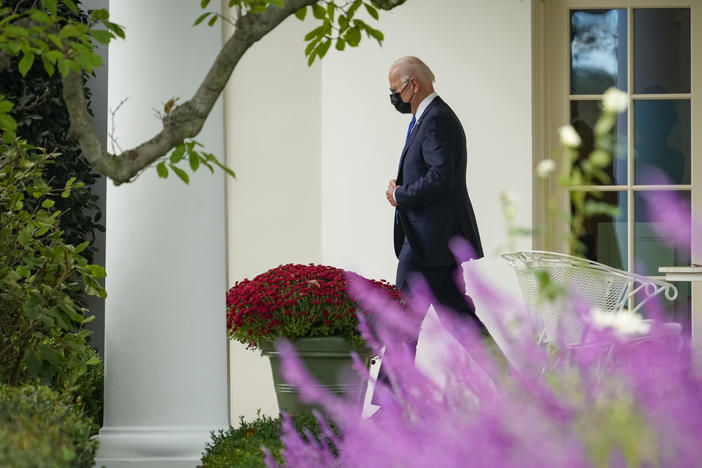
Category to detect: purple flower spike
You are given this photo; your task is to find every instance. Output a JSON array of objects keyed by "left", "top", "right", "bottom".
[{"left": 273, "top": 244, "right": 702, "bottom": 468}]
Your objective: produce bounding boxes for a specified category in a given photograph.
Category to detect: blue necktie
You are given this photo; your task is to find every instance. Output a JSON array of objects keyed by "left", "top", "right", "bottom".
[
  {"left": 405, "top": 115, "right": 416, "bottom": 144},
  {"left": 397, "top": 116, "right": 416, "bottom": 225}
]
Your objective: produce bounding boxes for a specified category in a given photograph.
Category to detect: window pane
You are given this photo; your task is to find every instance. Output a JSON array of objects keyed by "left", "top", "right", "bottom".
[
  {"left": 634, "top": 190, "right": 691, "bottom": 276},
  {"left": 634, "top": 100, "right": 691, "bottom": 185},
  {"left": 634, "top": 9, "right": 691, "bottom": 94},
  {"left": 572, "top": 191, "right": 627, "bottom": 270},
  {"left": 571, "top": 100, "right": 627, "bottom": 185},
  {"left": 571, "top": 9, "right": 627, "bottom": 94}
]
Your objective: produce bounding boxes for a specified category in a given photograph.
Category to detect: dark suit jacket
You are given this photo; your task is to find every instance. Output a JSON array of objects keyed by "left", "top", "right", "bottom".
[{"left": 394, "top": 96, "right": 483, "bottom": 267}]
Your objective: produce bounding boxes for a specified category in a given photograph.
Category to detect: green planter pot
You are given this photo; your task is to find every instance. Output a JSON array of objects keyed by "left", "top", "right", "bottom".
[{"left": 260, "top": 336, "right": 372, "bottom": 415}]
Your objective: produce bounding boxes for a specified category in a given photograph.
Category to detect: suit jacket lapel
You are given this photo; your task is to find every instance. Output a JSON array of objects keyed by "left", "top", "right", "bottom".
[{"left": 396, "top": 97, "right": 442, "bottom": 180}]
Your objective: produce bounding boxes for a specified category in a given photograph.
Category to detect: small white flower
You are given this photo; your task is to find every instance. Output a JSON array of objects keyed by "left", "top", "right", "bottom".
[
  {"left": 500, "top": 190, "right": 519, "bottom": 205},
  {"left": 535, "top": 159, "right": 556, "bottom": 178},
  {"left": 558, "top": 125, "right": 582, "bottom": 148},
  {"left": 590, "top": 307, "right": 651, "bottom": 336},
  {"left": 602, "top": 87, "right": 628, "bottom": 113}
]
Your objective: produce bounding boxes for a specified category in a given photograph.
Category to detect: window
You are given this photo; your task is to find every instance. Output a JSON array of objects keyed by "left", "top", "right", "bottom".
[{"left": 536, "top": 1, "right": 701, "bottom": 330}]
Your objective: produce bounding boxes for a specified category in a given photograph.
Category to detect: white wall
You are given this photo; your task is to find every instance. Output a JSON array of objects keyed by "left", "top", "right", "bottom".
[
  {"left": 223, "top": 14, "right": 323, "bottom": 421},
  {"left": 320, "top": 0, "right": 533, "bottom": 281},
  {"left": 224, "top": 0, "right": 533, "bottom": 423}
]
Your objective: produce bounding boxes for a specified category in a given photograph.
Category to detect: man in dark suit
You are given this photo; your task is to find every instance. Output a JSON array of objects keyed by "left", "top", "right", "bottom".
[{"left": 385, "top": 56, "right": 488, "bottom": 337}]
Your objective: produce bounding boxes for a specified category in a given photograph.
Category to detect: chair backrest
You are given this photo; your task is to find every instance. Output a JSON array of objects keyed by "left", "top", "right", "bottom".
[{"left": 501, "top": 251, "right": 678, "bottom": 346}]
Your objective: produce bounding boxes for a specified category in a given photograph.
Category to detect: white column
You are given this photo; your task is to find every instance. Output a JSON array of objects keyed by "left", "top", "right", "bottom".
[{"left": 96, "top": 1, "right": 228, "bottom": 466}]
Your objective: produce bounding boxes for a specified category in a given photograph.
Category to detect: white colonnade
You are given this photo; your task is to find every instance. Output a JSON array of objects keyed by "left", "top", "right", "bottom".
[{"left": 96, "top": 1, "right": 229, "bottom": 466}]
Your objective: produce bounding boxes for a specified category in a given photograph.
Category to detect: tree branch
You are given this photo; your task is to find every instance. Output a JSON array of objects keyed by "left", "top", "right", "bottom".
[{"left": 62, "top": 0, "right": 407, "bottom": 185}]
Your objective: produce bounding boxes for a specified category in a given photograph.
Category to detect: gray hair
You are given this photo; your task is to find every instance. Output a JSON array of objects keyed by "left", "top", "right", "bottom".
[{"left": 391, "top": 56, "right": 436, "bottom": 85}]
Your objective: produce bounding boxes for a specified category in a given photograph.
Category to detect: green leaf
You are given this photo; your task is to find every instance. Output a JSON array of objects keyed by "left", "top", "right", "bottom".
[
  {"left": 75, "top": 241, "right": 90, "bottom": 253},
  {"left": 41, "top": 199, "right": 55, "bottom": 209},
  {"left": 305, "top": 37, "right": 320, "bottom": 56},
  {"left": 18, "top": 52, "right": 35, "bottom": 76},
  {"left": 295, "top": 6, "right": 307, "bottom": 20},
  {"left": 57, "top": 58, "right": 70, "bottom": 77},
  {"left": 47, "top": 34, "right": 64, "bottom": 50},
  {"left": 58, "top": 24, "right": 81, "bottom": 39},
  {"left": 86, "top": 356, "right": 101, "bottom": 365},
  {"left": 3, "top": 25, "right": 29, "bottom": 36},
  {"left": 91, "top": 9, "right": 109, "bottom": 21},
  {"left": 307, "top": 49, "right": 317, "bottom": 67},
  {"left": 367, "top": 26, "right": 383, "bottom": 44},
  {"left": 201, "top": 0, "right": 211, "bottom": 7},
  {"left": 322, "top": 19, "right": 332, "bottom": 35},
  {"left": 44, "top": 50, "right": 63, "bottom": 63},
  {"left": 18, "top": 225, "right": 33, "bottom": 247},
  {"left": 327, "top": 2, "right": 335, "bottom": 22},
  {"left": 0, "top": 113, "right": 16, "bottom": 132},
  {"left": 89, "top": 29, "right": 112, "bottom": 44},
  {"left": 170, "top": 164, "right": 190, "bottom": 184},
  {"left": 189, "top": 153, "right": 200, "bottom": 171},
  {"left": 156, "top": 161, "right": 168, "bottom": 178},
  {"left": 208, "top": 154, "right": 236, "bottom": 178},
  {"left": 62, "top": 0, "right": 78, "bottom": 13},
  {"left": 317, "top": 39, "right": 332, "bottom": 59},
  {"left": 267, "top": 0, "right": 284, "bottom": 7},
  {"left": 29, "top": 10, "right": 52, "bottom": 24},
  {"left": 347, "top": 0, "right": 362, "bottom": 19},
  {"left": 207, "top": 14, "right": 218, "bottom": 26},
  {"left": 42, "top": 0, "right": 58, "bottom": 14},
  {"left": 0, "top": 100, "right": 13, "bottom": 112},
  {"left": 85, "top": 264, "right": 106, "bottom": 278},
  {"left": 345, "top": 27, "right": 361, "bottom": 47},
  {"left": 58, "top": 303, "right": 86, "bottom": 323},
  {"left": 304, "top": 25, "right": 324, "bottom": 41},
  {"left": 73, "top": 54, "right": 94, "bottom": 73},
  {"left": 335, "top": 38, "right": 346, "bottom": 51},
  {"left": 194, "top": 12, "right": 211, "bottom": 26},
  {"left": 16, "top": 265, "right": 31, "bottom": 279},
  {"left": 2, "top": 129, "right": 16, "bottom": 142},
  {"left": 312, "top": 3, "right": 326, "bottom": 19},
  {"left": 107, "top": 22, "right": 125, "bottom": 39},
  {"left": 338, "top": 14, "right": 348, "bottom": 31},
  {"left": 170, "top": 144, "right": 186, "bottom": 163},
  {"left": 364, "top": 3, "right": 379, "bottom": 20}
]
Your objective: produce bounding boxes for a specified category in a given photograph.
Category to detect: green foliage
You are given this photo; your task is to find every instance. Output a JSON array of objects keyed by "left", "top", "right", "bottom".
[
  {"left": 158, "top": 139, "right": 236, "bottom": 185},
  {"left": 0, "top": 0, "right": 123, "bottom": 78},
  {"left": 0, "top": 139, "right": 106, "bottom": 386},
  {"left": 297, "top": 0, "right": 384, "bottom": 65},
  {"left": 200, "top": 411, "right": 334, "bottom": 468},
  {"left": 0, "top": 0, "right": 104, "bottom": 262},
  {"left": 0, "top": 384, "right": 98, "bottom": 468},
  {"left": 194, "top": 0, "right": 386, "bottom": 66},
  {"left": 42, "top": 332, "right": 104, "bottom": 431},
  {"left": 0, "top": 94, "right": 17, "bottom": 142}
]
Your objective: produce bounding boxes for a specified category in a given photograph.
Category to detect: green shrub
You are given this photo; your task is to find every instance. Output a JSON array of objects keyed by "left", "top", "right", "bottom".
[
  {"left": 66, "top": 343, "right": 104, "bottom": 432},
  {"left": 0, "top": 140, "right": 106, "bottom": 387},
  {"left": 0, "top": 0, "right": 103, "bottom": 263},
  {"left": 0, "top": 384, "right": 98, "bottom": 468},
  {"left": 200, "top": 412, "right": 331, "bottom": 468},
  {"left": 44, "top": 335, "right": 104, "bottom": 433}
]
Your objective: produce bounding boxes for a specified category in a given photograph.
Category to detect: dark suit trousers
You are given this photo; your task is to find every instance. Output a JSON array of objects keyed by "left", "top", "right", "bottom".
[
  {"left": 396, "top": 238, "right": 489, "bottom": 343},
  {"left": 371, "top": 240, "right": 490, "bottom": 407}
]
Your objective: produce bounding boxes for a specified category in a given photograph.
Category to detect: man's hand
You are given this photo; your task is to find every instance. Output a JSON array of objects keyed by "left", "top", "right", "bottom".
[{"left": 386, "top": 179, "right": 398, "bottom": 207}]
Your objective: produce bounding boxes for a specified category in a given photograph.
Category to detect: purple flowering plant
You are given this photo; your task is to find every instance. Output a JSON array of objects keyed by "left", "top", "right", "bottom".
[
  {"left": 260, "top": 91, "right": 702, "bottom": 467},
  {"left": 264, "top": 206, "right": 702, "bottom": 468}
]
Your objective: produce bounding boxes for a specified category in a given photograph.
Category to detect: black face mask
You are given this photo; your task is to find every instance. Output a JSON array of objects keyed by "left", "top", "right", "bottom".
[
  {"left": 390, "top": 92, "right": 412, "bottom": 114},
  {"left": 389, "top": 80, "right": 413, "bottom": 114}
]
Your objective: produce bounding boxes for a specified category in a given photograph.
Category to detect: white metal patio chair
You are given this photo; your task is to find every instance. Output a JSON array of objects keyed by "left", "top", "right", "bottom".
[{"left": 500, "top": 250, "right": 679, "bottom": 347}]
